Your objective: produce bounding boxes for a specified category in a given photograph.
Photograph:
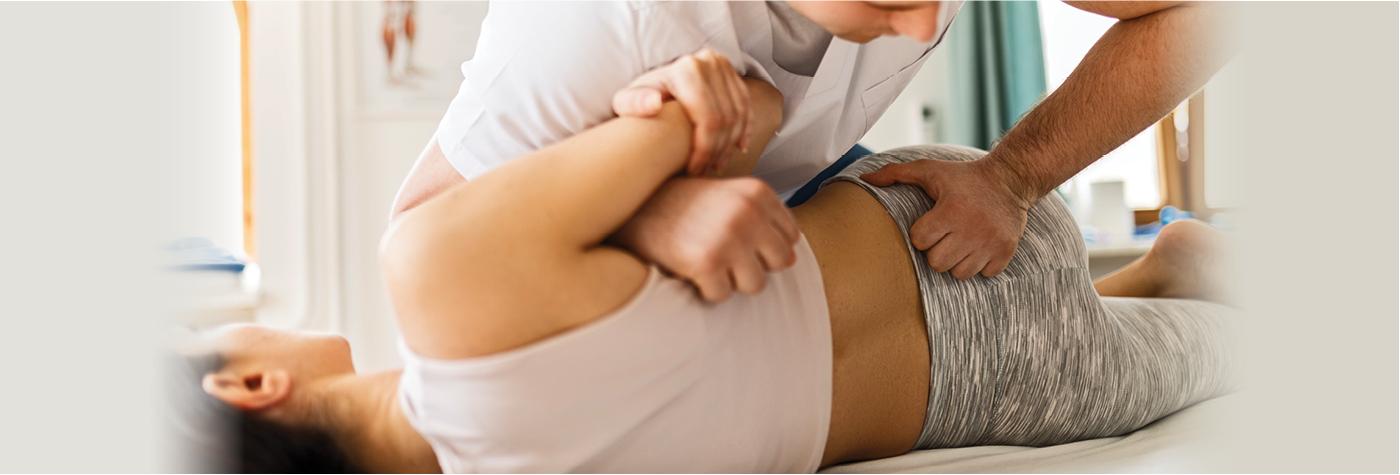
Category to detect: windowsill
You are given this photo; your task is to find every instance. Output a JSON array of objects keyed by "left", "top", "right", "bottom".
[
  {"left": 1085, "top": 237, "right": 1155, "bottom": 259},
  {"left": 178, "top": 287, "right": 261, "bottom": 327},
  {"left": 174, "top": 263, "right": 262, "bottom": 328},
  {"left": 1085, "top": 237, "right": 1154, "bottom": 279}
]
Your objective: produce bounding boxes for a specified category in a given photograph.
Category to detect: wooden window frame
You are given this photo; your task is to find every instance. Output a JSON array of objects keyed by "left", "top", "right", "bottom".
[
  {"left": 234, "top": 0, "right": 255, "bottom": 258},
  {"left": 1136, "top": 90, "right": 1209, "bottom": 225}
]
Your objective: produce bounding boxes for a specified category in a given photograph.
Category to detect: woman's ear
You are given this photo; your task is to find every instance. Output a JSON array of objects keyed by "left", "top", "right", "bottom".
[{"left": 201, "top": 368, "right": 292, "bottom": 411}]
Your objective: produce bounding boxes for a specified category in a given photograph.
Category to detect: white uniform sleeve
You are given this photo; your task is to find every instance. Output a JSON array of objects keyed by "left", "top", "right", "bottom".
[{"left": 433, "top": 2, "right": 647, "bottom": 179}]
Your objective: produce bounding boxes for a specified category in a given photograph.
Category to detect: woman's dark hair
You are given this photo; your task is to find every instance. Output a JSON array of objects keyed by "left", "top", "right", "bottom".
[{"left": 169, "top": 353, "right": 363, "bottom": 473}]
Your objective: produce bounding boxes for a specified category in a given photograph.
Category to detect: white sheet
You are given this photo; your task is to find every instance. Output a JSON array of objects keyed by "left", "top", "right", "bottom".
[{"left": 822, "top": 395, "right": 1242, "bottom": 473}]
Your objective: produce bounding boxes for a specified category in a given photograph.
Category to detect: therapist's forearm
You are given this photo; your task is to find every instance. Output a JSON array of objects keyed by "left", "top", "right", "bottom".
[{"left": 982, "top": 4, "right": 1230, "bottom": 202}]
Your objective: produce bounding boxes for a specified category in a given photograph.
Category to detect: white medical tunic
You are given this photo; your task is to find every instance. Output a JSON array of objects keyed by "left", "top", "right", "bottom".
[{"left": 434, "top": 1, "right": 962, "bottom": 196}]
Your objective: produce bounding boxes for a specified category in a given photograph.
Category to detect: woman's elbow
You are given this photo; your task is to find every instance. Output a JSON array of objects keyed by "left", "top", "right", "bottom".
[
  {"left": 746, "top": 78, "right": 784, "bottom": 135},
  {"left": 379, "top": 214, "right": 434, "bottom": 300},
  {"left": 378, "top": 206, "right": 478, "bottom": 303}
]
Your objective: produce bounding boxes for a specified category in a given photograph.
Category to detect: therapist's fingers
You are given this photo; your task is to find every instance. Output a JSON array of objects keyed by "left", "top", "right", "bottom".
[
  {"left": 716, "top": 56, "right": 751, "bottom": 162},
  {"left": 611, "top": 64, "right": 673, "bottom": 117},
  {"left": 730, "top": 254, "right": 768, "bottom": 295},
  {"left": 981, "top": 253, "right": 1013, "bottom": 278},
  {"left": 925, "top": 236, "right": 971, "bottom": 273},
  {"left": 754, "top": 187, "right": 800, "bottom": 245},
  {"left": 611, "top": 85, "right": 666, "bottom": 117},
  {"left": 860, "top": 161, "right": 923, "bottom": 187},
  {"left": 950, "top": 253, "right": 990, "bottom": 281},
  {"left": 696, "top": 50, "right": 739, "bottom": 171},
  {"left": 908, "top": 210, "right": 950, "bottom": 251},
  {"left": 692, "top": 270, "right": 734, "bottom": 303},
  {"left": 617, "top": 48, "right": 746, "bottom": 175},
  {"left": 668, "top": 55, "right": 728, "bottom": 175},
  {"left": 754, "top": 224, "right": 798, "bottom": 272}
]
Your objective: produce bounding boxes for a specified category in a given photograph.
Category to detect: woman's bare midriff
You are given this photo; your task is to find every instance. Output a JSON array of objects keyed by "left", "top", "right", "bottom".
[{"left": 793, "top": 182, "right": 931, "bottom": 468}]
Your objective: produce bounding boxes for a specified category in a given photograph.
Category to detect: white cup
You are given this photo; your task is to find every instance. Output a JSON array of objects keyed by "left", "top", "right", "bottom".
[{"left": 1087, "top": 180, "right": 1133, "bottom": 244}]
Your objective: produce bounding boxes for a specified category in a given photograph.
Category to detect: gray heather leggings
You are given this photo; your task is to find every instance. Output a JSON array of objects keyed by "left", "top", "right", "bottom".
[{"left": 824, "top": 144, "right": 1237, "bottom": 449}]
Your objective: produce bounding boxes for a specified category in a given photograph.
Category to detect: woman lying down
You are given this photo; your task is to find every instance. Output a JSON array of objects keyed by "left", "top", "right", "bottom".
[{"left": 176, "top": 79, "right": 1236, "bottom": 473}]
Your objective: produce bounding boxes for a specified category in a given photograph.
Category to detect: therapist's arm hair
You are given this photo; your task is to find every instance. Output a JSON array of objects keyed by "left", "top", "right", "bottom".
[
  {"left": 1063, "top": 1, "right": 1182, "bottom": 21},
  {"left": 983, "top": 2, "right": 1233, "bottom": 202},
  {"left": 381, "top": 79, "right": 782, "bottom": 359}
]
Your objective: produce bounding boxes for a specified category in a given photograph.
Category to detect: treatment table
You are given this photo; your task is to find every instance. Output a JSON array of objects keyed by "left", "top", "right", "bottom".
[{"left": 824, "top": 394, "right": 1242, "bottom": 473}]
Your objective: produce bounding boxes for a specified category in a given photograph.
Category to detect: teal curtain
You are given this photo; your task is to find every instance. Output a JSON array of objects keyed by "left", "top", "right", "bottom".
[{"left": 942, "top": 1, "right": 1047, "bottom": 150}]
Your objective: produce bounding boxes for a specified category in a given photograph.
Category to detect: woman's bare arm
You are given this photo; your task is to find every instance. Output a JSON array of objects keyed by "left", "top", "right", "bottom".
[
  {"left": 381, "top": 79, "right": 782, "bottom": 359},
  {"left": 389, "top": 95, "right": 765, "bottom": 222}
]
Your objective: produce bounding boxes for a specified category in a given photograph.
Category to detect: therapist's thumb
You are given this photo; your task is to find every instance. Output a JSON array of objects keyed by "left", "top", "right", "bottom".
[
  {"left": 861, "top": 163, "right": 917, "bottom": 187},
  {"left": 613, "top": 87, "right": 665, "bottom": 117}
]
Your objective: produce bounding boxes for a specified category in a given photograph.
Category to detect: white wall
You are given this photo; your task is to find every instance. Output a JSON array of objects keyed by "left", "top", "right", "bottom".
[
  {"left": 1039, "top": 0, "right": 1162, "bottom": 209},
  {"left": 860, "top": 41, "right": 954, "bottom": 151},
  {"left": 337, "top": 117, "right": 440, "bottom": 370},
  {"left": 173, "top": 3, "right": 244, "bottom": 253},
  {"left": 250, "top": 3, "right": 480, "bottom": 370},
  {"left": 331, "top": 4, "right": 486, "bottom": 371}
]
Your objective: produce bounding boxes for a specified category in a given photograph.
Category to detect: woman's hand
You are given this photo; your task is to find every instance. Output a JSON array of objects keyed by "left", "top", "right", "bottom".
[
  {"left": 611, "top": 177, "right": 800, "bottom": 303},
  {"left": 611, "top": 78, "right": 788, "bottom": 303},
  {"left": 612, "top": 48, "right": 752, "bottom": 176}
]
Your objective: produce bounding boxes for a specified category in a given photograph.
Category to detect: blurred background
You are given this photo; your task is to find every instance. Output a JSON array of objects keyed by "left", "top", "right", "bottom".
[{"left": 0, "top": 1, "right": 1393, "bottom": 472}]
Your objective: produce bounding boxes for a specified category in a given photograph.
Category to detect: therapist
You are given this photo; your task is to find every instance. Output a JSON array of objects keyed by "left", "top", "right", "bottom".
[{"left": 392, "top": 1, "right": 1228, "bottom": 302}]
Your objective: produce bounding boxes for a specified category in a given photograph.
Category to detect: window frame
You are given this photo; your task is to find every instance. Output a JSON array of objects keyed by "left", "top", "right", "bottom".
[
  {"left": 234, "top": 0, "right": 255, "bottom": 258},
  {"left": 1142, "top": 90, "right": 1212, "bottom": 225}
]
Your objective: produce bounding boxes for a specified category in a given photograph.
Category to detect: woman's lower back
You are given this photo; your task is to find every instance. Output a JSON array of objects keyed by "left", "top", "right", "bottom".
[
  {"left": 795, "top": 180, "right": 930, "bottom": 466},
  {"left": 795, "top": 145, "right": 1237, "bottom": 468}
]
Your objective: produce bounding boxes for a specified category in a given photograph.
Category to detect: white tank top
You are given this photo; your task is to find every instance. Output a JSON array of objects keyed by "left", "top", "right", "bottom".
[{"left": 398, "top": 237, "right": 833, "bottom": 473}]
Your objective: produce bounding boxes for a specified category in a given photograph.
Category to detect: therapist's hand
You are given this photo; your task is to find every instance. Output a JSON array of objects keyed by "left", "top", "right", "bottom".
[
  {"left": 861, "top": 159, "right": 1035, "bottom": 280},
  {"left": 612, "top": 48, "right": 752, "bottom": 176},
  {"left": 612, "top": 177, "right": 800, "bottom": 303}
]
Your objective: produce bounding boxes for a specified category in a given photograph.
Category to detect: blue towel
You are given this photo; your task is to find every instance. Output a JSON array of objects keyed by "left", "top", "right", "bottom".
[{"left": 786, "top": 143, "right": 873, "bottom": 207}]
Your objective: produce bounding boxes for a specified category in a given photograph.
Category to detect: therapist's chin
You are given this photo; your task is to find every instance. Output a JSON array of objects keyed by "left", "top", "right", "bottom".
[
  {"left": 834, "top": 31, "right": 890, "bottom": 44},
  {"left": 828, "top": 29, "right": 896, "bottom": 44}
]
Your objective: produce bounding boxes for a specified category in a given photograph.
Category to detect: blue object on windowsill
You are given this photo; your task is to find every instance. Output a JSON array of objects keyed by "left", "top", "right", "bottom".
[
  {"left": 1133, "top": 205, "right": 1195, "bottom": 238},
  {"left": 1158, "top": 205, "right": 1193, "bottom": 225},
  {"left": 166, "top": 237, "right": 247, "bottom": 273}
]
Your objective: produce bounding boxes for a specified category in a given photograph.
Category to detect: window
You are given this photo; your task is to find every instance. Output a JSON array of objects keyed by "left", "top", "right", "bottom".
[
  {"left": 235, "top": 0, "right": 254, "bottom": 257},
  {"left": 1202, "top": 62, "right": 1238, "bottom": 210},
  {"left": 172, "top": 2, "right": 246, "bottom": 255},
  {"left": 168, "top": 2, "right": 257, "bottom": 326},
  {"left": 1038, "top": 0, "right": 1162, "bottom": 210}
]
